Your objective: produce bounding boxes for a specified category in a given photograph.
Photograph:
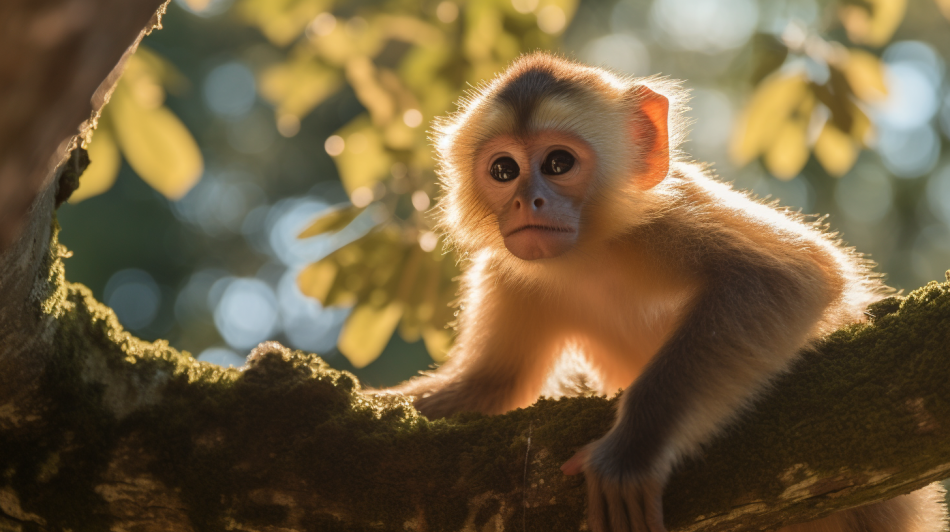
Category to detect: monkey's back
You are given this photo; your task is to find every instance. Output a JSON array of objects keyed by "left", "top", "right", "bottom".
[{"left": 643, "top": 162, "right": 890, "bottom": 336}]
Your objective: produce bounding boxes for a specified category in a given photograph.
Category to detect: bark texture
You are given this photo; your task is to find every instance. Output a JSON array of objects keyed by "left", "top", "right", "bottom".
[
  {"left": 0, "top": 0, "right": 167, "bottom": 247},
  {"left": 3, "top": 1, "right": 950, "bottom": 530}
]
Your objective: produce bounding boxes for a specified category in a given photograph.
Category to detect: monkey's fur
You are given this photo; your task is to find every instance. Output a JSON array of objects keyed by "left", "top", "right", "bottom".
[{"left": 387, "top": 53, "right": 948, "bottom": 532}]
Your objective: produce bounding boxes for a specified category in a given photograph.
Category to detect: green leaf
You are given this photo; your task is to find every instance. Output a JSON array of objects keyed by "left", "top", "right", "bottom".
[
  {"left": 110, "top": 83, "right": 203, "bottom": 200},
  {"left": 298, "top": 205, "right": 363, "bottom": 238},
  {"left": 70, "top": 123, "right": 121, "bottom": 203},
  {"left": 338, "top": 302, "right": 403, "bottom": 368}
]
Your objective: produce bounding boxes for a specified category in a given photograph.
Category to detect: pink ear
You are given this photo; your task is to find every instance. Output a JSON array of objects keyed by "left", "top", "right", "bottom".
[{"left": 632, "top": 86, "right": 670, "bottom": 189}]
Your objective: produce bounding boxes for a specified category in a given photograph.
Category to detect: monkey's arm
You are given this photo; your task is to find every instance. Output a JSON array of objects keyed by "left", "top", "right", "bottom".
[
  {"left": 388, "top": 279, "right": 563, "bottom": 419},
  {"left": 574, "top": 253, "right": 837, "bottom": 532}
]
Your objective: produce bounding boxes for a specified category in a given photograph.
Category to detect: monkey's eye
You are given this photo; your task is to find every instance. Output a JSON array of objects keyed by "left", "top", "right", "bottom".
[
  {"left": 540, "top": 150, "right": 575, "bottom": 175},
  {"left": 490, "top": 157, "right": 520, "bottom": 182}
]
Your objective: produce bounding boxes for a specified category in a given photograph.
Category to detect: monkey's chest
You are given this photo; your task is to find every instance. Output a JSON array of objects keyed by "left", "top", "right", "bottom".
[{"left": 568, "top": 280, "right": 690, "bottom": 390}]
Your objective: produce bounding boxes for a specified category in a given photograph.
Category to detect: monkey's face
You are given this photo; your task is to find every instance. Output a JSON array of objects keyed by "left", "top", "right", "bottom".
[{"left": 475, "top": 132, "right": 596, "bottom": 261}]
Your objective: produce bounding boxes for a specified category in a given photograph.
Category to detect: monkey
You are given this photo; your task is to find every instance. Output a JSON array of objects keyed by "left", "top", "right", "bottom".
[{"left": 384, "top": 53, "right": 948, "bottom": 532}]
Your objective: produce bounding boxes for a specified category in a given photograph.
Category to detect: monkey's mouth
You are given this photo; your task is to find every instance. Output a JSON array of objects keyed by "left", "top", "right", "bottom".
[{"left": 505, "top": 224, "right": 575, "bottom": 237}]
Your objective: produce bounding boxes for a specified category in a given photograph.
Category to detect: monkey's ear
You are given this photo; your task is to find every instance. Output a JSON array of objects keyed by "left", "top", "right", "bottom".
[{"left": 631, "top": 86, "right": 670, "bottom": 189}]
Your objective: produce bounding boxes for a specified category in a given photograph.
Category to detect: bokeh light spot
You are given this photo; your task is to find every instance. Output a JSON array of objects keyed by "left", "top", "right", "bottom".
[
  {"left": 874, "top": 62, "right": 939, "bottom": 131},
  {"left": 537, "top": 6, "right": 566, "bottom": 34},
  {"left": 325, "top": 135, "right": 344, "bottom": 156},
  {"left": 213, "top": 278, "right": 279, "bottom": 349},
  {"left": 351, "top": 187, "right": 373, "bottom": 208},
  {"left": 277, "top": 114, "right": 301, "bottom": 137},
  {"left": 197, "top": 346, "right": 245, "bottom": 368},
  {"left": 436, "top": 1, "right": 459, "bottom": 23},
  {"left": 651, "top": 0, "right": 758, "bottom": 53},
  {"left": 403, "top": 109, "right": 423, "bottom": 128},
  {"left": 203, "top": 62, "right": 256, "bottom": 119},
  {"left": 419, "top": 231, "right": 439, "bottom": 252},
  {"left": 512, "top": 0, "right": 539, "bottom": 14},
  {"left": 878, "top": 125, "right": 940, "bottom": 179},
  {"left": 307, "top": 12, "right": 337, "bottom": 38},
  {"left": 412, "top": 190, "right": 430, "bottom": 211},
  {"left": 104, "top": 269, "right": 161, "bottom": 331},
  {"left": 581, "top": 34, "right": 649, "bottom": 76}
]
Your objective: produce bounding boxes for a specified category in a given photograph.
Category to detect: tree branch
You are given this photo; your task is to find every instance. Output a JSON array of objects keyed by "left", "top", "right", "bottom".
[{"left": 2, "top": 198, "right": 950, "bottom": 531}]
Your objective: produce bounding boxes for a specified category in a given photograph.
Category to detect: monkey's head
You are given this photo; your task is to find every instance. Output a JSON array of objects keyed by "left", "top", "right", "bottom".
[{"left": 433, "top": 53, "right": 688, "bottom": 263}]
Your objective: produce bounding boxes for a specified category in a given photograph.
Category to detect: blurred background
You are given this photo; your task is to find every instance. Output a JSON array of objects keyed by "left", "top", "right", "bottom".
[{"left": 58, "top": 0, "right": 950, "bottom": 387}]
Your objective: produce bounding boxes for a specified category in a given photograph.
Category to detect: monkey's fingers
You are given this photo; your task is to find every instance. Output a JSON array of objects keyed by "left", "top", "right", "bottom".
[
  {"left": 587, "top": 475, "right": 611, "bottom": 532},
  {"left": 642, "top": 480, "right": 667, "bottom": 532},
  {"left": 618, "top": 484, "right": 648, "bottom": 532},
  {"left": 606, "top": 486, "right": 633, "bottom": 532},
  {"left": 561, "top": 446, "right": 591, "bottom": 475}
]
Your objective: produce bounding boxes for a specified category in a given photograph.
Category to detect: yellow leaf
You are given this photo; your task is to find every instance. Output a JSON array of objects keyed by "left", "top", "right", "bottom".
[
  {"left": 297, "top": 261, "right": 338, "bottom": 304},
  {"left": 839, "top": 0, "right": 906, "bottom": 47},
  {"left": 422, "top": 326, "right": 452, "bottom": 363},
  {"left": 346, "top": 56, "right": 395, "bottom": 126},
  {"left": 464, "top": 2, "right": 502, "bottom": 62},
  {"left": 259, "top": 59, "right": 341, "bottom": 118},
  {"left": 843, "top": 49, "right": 887, "bottom": 101},
  {"left": 814, "top": 122, "right": 858, "bottom": 177},
  {"left": 70, "top": 125, "right": 120, "bottom": 203},
  {"left": 236, "top": 0, "right": 326, "bottom": 46},
  {"left": 377, "top": 15, "right": 444, "bottom": 46},
  {"left": 309, "top": 17, "right": 385, "bottom": 67},
  {"left": 764, "top": 119, "right": 809, "bottom": 180},
  {"left": 338, "top": 302, "right": 403, "bottom": 368},
  {"left": 730, "top": 74, "right": 808, "bottom": 165},
  {"left": 850, "top": 105, "right": 874, "bottom": 147},
  {"left": 937, "top": 0, "right": 950, "bottom": 21},
  {"left": 298, "top": 205, "right": 363, "bottom": 238},
  {"left": 110, "top": 84, "right": 203, "bottom": 200},
  {"left": 331, "top": 117, "right": 390, "bottom": 193}
]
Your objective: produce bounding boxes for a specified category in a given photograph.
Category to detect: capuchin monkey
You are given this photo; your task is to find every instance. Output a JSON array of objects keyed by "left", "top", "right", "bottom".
[{"left": 386, "top": 53, "right": 948, "bottom": 532}]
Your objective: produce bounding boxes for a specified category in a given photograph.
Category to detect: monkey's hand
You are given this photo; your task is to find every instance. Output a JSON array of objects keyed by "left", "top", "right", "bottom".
[{"left": 562, "top": 438, "right": 668, "bottom": 532}]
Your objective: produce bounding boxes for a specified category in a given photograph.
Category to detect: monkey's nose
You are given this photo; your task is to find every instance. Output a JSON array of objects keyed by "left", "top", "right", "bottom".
[{"left": 533, "top": 197, "right": 544, "bottom": 208}]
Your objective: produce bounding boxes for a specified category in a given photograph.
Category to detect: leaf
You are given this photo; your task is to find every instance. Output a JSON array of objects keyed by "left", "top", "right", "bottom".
[
  {"left": 814, "top": 122, "right": 859, "bottom": 177},
  {"left": 259, "top": 57, "right": 341, "bottom": 118},
  {"left": 849, "top": 104, "right": 874, "bottom": 147},
  {"left": 236, "top": 0, "right": 327, "bottom": 46},
  {"left": 750, "top": 33, "right": 789, "bottom": 84},
  {"left": 298, "top": 205, "right": 363, "bottom": 238},
  {"left": 346, "top": 56, "right": 396, "bottom": 126},
  {"left": 838, "top": 0, "right": 906, "bottom": 47},
  {"left": 331, "top": 117, "right": 391, "bottom": 193},
  {"left": 309, "top": 16, "right": 386, "bottom": 67},
  {"left": 810, "top": 76, "right": 853, "bottom": 134},
  {"left": 730, "top": 74, "right": 809, "bottom": 165},
  {"left": 70, "top": 124, "right": 121, "bottom": 203},
  {"left": 937, "top": 0, "right": 950, "bottom": 21},
  {"left": 843, "top": 49, "right": 888, "bottom": 101},
  {"left": 422, "top": 326, "right": 452, "bottom": 362},
  {"left": 110, "top": 84, "right": 203, "bottom": 200},
  {"left": 297, "top": 261, "right": 338, "bottom": 304},
  {"left": 764, "top": 118, "right": 810, "bottom": 180},
  {"left": 338, "top": 302, "right": 403, "bottom": 368}
]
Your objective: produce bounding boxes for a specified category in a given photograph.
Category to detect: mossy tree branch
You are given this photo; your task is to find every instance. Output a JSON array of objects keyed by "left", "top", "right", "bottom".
[
  {"left": 1, "top": 197, "right": 950, "bottom": 531},
  {"left": 2, "top": 2, "right": 950, "bottom": 530}
]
